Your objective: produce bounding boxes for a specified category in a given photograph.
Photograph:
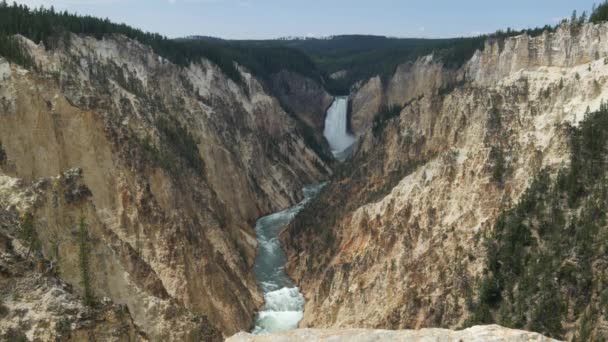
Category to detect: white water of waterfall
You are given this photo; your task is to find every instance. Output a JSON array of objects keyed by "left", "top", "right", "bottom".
[
  {"left": 251, "top": 183, "right": 325, "bottom": 334},
  {"left": 323, "top": 96, "right": 356, "bottom": 161}
]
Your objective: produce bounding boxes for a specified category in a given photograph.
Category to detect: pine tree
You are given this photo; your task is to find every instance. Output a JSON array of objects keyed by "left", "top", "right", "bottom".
[
  {"left": 78, "top": 216, "right": 95, "bottom": 307},
  {"left": 579, "top": 11, "right": 588, "bottom": 25},
  {"left": 571, "top": 10, "right": 578, "bottom": 24},
  {"left": 0, "top": 140, "right": 6, "bottom": 165},
  {"left": 19, "top": 213, "right": 40, "bottom": 258}
]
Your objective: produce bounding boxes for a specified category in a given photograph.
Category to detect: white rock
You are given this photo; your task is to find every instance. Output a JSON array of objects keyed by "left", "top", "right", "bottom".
[{"left": 227, "top": 325, "right": 560, "bottom": 342}]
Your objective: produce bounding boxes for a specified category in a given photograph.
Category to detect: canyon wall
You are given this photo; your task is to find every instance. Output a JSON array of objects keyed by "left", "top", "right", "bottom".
[
  {"left": 349, "top": 55, "right": 461, "bottom": 134},
  {"left": 0, "top": 172, "right": 151, "bottom": 342},
  {"left": 0, "top": 33, "right": 330, "bottom": 340},
  {"left": 269, "top": 69, "right": 334, "bottom": 132},
  {"left": 284, "top": 22, "right": 608, "bottom": 340}
]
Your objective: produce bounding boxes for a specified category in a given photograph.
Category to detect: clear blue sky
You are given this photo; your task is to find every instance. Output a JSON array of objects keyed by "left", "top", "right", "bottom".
[{"left": 16, "top": 0, "right": 598, "bottom": 39}]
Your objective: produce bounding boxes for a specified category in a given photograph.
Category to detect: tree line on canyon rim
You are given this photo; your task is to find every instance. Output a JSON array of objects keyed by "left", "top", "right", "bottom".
[
  {"left": 0, "top": 0, "right": 322, "bottom": 87},
  {"left": 3, "top": 1, "right": 606, "bottom": 96}
]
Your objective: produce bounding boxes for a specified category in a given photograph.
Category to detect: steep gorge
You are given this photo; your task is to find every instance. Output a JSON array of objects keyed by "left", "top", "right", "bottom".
[
  {"left": 2, "top": 7, "right": 608, "bottom": 342},
  {"left": 0, "top": 32, "right": 332, "bottom": 340},
  {"left": 284, "top": 22, "right": 608, "bottom": 340}
]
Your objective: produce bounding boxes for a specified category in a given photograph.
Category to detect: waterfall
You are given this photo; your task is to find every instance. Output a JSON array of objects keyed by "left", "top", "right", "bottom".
[
  {"left": 250, "top": 97, "right": 354, "bottom": 334},
  {"left": 323, "top": 96, "right": 356, "bottom": 161},
  {"left": 251, "top": 184, "right": 325, "bottom": 334}
]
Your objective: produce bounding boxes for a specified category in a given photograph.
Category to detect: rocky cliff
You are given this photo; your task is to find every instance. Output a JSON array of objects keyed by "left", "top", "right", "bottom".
[
  {"left": 284, "top": 22, "right": 608, "bottom": 340},
  {"left": 269, "top": 69, "right": 334, "bottom": 132},
  {"left": 0, "top": 32, "right": 330, "bottom": 340},
  {"left": 349, "top": 55, "right": 460, "bottom": 134},
  {"left": 0, "top": 172, "right": 150, "bottom": 341}
]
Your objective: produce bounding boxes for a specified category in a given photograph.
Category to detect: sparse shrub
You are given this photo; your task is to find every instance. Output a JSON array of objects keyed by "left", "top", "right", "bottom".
[
  {"left": 438, "top": 79, "right": 466, "bottom": 97},
  {"left": 478, "top": 273, "right": 502, "bottom": 306},
  {"left": 0, "top": 298, "right": 9, "bottom": 318},
  {"left": 0, "top": 34, "right": 34, "bottom": 69},
  {"left": 489, "top": 146, "right": 506, "bottom": 185},
  {"left": 487, "top": 107, "right": 502, "bottom": 131},
  {"left": 50, "top": 238, "right": 61, "bottom": 276},
  {"left": 323, "top": 228, "right": 335, "bottom": 247},
  {"left": 465, "top": 302, "right": 493, "bottom": 327},
  {"left": 3, "top": 328, "right": 28, "bottom": 342},
  {"left": 188, "top": 315, "right": 223, "bottom": 342},
  {"left": 19, "top": 213, "right": 40, "bottom": 258},
  {"left": 156, "top": 117, "right": 205, "bottom": 175},
  {"left": 0, "top": 140, "right": 6, "bottom": 165},
  {"left": 574, "top": 308, "right": 595, "bottom": 342},
  {"left": 135, "top": 118, "right": 207, "bottom": 177},
  {"left": 372, "top": 104, "right": 404, "bottom": 137},
  {"left": 55, "top": 316, "right": 71, "bottom": 336},
  {"left": 442, "top": 149, "right": 458, "bottom": 166},
  {"left": 295, "top": 120, "right": 333, "bottom": 164},
  {"left": 529, "top": 281, "right": 564, "bottom": 337},
  {"left": 521, "top": 77, "right": 529, "bottom": 95},
  {"left": 78, "top": 216, "right": 95, "bottom": 307}
]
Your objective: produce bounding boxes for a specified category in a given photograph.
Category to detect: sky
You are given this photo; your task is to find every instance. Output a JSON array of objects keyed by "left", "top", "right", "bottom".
[{"left": 14, "top": 0, "right": 599, "bottom": 39}]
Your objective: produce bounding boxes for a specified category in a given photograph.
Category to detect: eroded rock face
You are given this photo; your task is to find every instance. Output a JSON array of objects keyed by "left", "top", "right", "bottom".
[
  {"left": 350, "top": 75, "right": 383, "bottom": 134},
  {"left": 350, "top": 56, "right": 461, "bottom": 134},
  {"left": 0, "top": 32, "right": 330, "bottom": 340},
  {"left": 350, "top": 22, "right": 608, "bottom": 136},
  {"left": 226, "top": 325, "right": 560, "bottom": 342},
  {"left": 466, "top": 23, "right": 608, "bottom": 84},
  {"left": 0, "top": 173, "right": 150, "bottom": 342},
  {"left": 284, "top": 22, "right": 608, "bottom": 340},
  {"left": 269, "top": 69, "right": 334, "bottom": 132}
]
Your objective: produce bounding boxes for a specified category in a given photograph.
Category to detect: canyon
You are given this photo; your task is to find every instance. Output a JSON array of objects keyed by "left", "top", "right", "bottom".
[
  {"left": 0, "top": 5, "right": 607, "bottom": 342},
  {"left": 284, "top": 21, "right": 608, "bottom": 341},
  {"left": 0, "top": 32, "right": 331, "bottom": 341}
]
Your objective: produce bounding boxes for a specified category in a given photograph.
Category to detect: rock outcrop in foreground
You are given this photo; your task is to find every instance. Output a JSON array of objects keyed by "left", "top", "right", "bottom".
[{"left": 227, "top": 325, "right": 559, "bottom": 342}]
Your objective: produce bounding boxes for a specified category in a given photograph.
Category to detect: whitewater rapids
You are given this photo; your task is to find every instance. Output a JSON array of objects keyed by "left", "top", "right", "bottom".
[{"left": 251, "top": 184, "right": 325, "bottom": 334}]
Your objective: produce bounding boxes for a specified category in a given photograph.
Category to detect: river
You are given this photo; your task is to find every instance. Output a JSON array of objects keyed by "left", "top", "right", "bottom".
[
  {"left": 251, "top": 96, "right": 355, "bottom": 334},
  {"left": 251, "top": 183, "right": 325, "bottom": 334}
]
